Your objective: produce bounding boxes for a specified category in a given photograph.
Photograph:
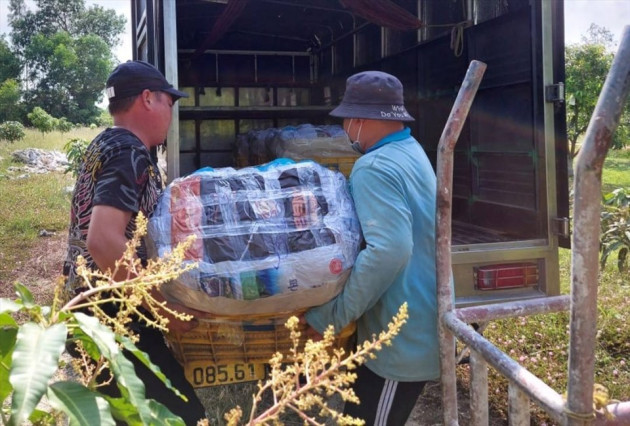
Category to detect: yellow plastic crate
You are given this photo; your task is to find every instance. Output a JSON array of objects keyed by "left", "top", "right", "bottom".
[
  {"left": 235, "top": 154, "right": 249, "bottom": 168},
  {"left": 166, "top": 311, "right": 356, "bottom": 388},
  {"left": 310, "top": 156, "right": 356, "bottom": 178},
  {"left": 233, "top": 154, "right": 357, "bottom": 178}
]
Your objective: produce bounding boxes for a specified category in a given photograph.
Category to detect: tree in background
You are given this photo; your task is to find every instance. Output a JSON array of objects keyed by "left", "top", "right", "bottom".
[
  {"left": 565, "top": 24, "right": 629, "bottom": 157},
  {"left": 21, "top": 32, "right": 111, "bottom": 124},
  {"left": 0, "top": 79, "right": 23, "bottom": 122},
  {"left": 9, "top": 0, "right": 124, "bottom": 52},
  {"left": 0, "top": 37, "right": 21, "bottom": 83},
  {"left": 8, "top": 0, "right": 125, "bottom": 125},
  {"left": 0, "top": 37, "right": 24, "bottom": 122}
]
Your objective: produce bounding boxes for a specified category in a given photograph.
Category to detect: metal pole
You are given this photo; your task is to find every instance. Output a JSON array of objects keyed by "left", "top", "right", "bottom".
[
  {"left": 455, "top": 295, "right": 569, "bottom": 324},
  {"left": 436, "top": 59, "right": 486, "bottom": 426},
  {"left": 595, "top": 401, "right": 630, "bottom": 425},
  {"left": 443, "top": 312, "right": 567, "bottom": 425},
  {"left": 567, "top": 26, "right": 630, "bottom": 426},
  {"left": 469, "top": 350, "right": 488, "bottom": 426},
  {"left": 164, "top": 0, "right": 181, "bottom": 182},
  {"left": 508, "top": 383, "right": 531, "bottom": 426}
]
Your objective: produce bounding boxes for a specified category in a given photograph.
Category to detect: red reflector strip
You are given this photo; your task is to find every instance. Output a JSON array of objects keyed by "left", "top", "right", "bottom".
[{"left": 475, "top": 263, "right": 539, "bottom": 290}]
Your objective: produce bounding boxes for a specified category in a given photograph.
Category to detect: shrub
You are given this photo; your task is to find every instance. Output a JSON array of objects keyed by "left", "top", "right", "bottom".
[
  {"left": 0, "top": 120, "right": 26, "bottom": 143},
  {"left": 63, "top": 137, "right": 90, "bottom": 178},
  {"left": 600, "top": 188, "right": 630, "bottom": 272},
  {"left": 27, "top": 107, "right": 56, "bottom": 137},
  {"left": 56, "top": 117, "right": 74, "bottom": 134},
  {"left": 96, "top": 109, "right": 113, "bottom": 127}
]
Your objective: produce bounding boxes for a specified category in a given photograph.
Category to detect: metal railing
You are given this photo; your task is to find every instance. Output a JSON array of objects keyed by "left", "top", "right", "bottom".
[{"left": 436, "top": 25, "right": 630, "bottom": 426}]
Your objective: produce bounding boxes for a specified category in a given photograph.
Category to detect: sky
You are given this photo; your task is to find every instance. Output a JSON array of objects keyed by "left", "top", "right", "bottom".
[
  {"left": 564, "top": 0, "right": 630, "bottom": 46},
  {"left": 91, "top": 0, "right": 133, "bottom": 62},
  {"left": 1, "top": 0, "right": 629, "bottom": 60}
]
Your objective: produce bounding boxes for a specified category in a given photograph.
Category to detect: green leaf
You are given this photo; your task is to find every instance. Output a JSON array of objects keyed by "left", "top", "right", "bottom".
[
  {"left": 618, "top": 248, "right": 628, "bottom": 272},
  {"left": 0, "top": 324, "right": 17, "bottom": 358},
  {"left": 0, "top": 325, "right": 17, "bottom": 402},
  {"left": 0, "top": 299, "right": 21, "bottom": 314},
  {"left": 608, "top": 241, "right": 623, "bottom": 252},
  {"left": 0, "top": 312, "right": 17, "bottom": 328},
  {"left": 105, "top": 396, "right": 143, "bottom": 426},
  {"left": 13, "top": 283, "right": 34, "bottom": 307},
  {"left": 110, "top": 351, "right": 155, "bottom": 424},
  {"left": 68, "top": 326, "right": 102, "bottom": 361},
  {"left": 8, "top": 322, "right": 67, "bottom": 426},
  {"left": 600, "top": 251, "right": 609, "bottom": 268},
  {"left": 72, "top": 313, "right": 120, "bottom": 359},
  {"left": 47, "top": 381, "right": 115, "bottom": 426},
  {"left": 27, "top": 408, "right": 58, "bottom": 424},
  {"left": 106, "top": 396, "right": 185, "bottom": 426},
  {"left": 147, "top": 399, "right": 186, "bottom": 426},
  {"left": 73, "top": 313, "right": 153, "bottom": 424},
  {"left": 118, "top": 335, "right": 186, "bottom": 400},
  {"left": 603, "top": 191, "right": 616, "bottom": 203}
]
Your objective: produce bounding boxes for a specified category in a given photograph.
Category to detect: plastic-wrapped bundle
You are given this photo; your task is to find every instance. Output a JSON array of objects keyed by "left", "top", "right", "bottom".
[
  {"left": 147, "top": 159, "right": 362, "bottom": 315},
  {"left": 270, "top": 123, "right": 358, "bottom": 160},
  {"left": 235, "top": 133, "right": 249, "bottom": 167},
  {"left": 248, "top": 127, "right": 278, "bottom": 166}
]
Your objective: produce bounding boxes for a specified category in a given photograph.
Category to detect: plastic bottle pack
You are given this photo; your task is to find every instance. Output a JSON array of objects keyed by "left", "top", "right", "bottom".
[{"left": 147, "top": 159, "right": 361, "bottom": 312}]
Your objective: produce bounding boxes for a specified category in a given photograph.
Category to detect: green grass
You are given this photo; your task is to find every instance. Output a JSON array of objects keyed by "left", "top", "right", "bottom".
[
  {"left": 482, "top": 257, "right": 629, "bottom": 422},
  {"left": 480, "top": 147, "right": 630, "bottom": 423},
  {"left": 0, "top": 127, "right": 101, "bottom": 283},
  {"left": 601, "top": 147, "right": 630, "bottom": 193}
]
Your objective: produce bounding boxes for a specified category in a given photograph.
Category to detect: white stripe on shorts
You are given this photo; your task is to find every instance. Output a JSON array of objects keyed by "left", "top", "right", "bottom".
[{"left": 375, "top": 378, "right": 398, "bottom": 425}]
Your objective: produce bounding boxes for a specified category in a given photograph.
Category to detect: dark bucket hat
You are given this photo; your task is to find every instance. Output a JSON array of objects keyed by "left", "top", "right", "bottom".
[
  {"left": 105, "top": 60, "right": 188, "bottom": 102},
  {"left": 330, "top": 71, "right": 414, "bottom": 122}
]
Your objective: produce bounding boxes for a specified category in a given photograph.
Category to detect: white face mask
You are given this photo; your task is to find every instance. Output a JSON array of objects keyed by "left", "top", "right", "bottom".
[{"left": 347, "top": 118, "right": 365, "bottom": 155}]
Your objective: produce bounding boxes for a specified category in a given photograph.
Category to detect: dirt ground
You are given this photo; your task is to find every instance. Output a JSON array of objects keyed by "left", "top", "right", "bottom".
[
  {"left": 5, "top": 233, "right": 508, "bottom": 425},
  {"left": 0, "top": 232, "right": 67, "bottom": 301}
]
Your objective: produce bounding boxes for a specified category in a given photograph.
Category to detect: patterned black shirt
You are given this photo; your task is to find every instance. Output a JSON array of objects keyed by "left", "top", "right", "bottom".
[{"left": 63, "top": 127, "right": 163, "bottom": 297}]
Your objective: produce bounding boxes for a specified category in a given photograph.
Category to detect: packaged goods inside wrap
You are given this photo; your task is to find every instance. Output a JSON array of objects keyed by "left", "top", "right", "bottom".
[
  {"left": 147, "top": 159, "right": 362, "bottom": 314},
  {"left": 236, "top": 124, "right": 359, "bottom": 168},
  {"left": 271, "top": 124, "right": 357, "bottom": 160}
]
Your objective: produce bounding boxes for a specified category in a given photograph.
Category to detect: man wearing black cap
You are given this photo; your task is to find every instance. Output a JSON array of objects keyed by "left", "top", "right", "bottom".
[
  {"left": 305, "top": 71, "right": 440, "bottom": 425},
  {"left": 63, "top": 60, "right": 206, "bottom": 424}
]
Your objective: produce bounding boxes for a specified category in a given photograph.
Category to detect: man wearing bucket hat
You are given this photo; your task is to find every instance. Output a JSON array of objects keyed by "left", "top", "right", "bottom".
[
  {"left": 306, "top": 71, "right": 439, "bottom": 425},
  {"left": 63, "top": 60, "right": 206, "bottom": 424}
]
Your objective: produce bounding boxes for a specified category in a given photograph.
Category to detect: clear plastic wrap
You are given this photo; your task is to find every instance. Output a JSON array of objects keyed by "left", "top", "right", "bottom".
[
  {"left": 236, "top": 124, "right": 359, "bottom": 168},
  {"left": 248, "top": 127, "right": 278, "bottom": 165},
  {"left": 147, "top": 159, "right": 362, "bottom": 315},
  {"left": 271, "top": 123, "right": 358, "bottom": 160},
  {"left": 235, "top": 133, "right": 249, "bottom": 167}
]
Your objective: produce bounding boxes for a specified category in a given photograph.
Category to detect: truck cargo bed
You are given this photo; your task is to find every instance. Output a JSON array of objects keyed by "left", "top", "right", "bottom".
[{"left": 452, "top": 221, "right": 513, "bottom": 245}]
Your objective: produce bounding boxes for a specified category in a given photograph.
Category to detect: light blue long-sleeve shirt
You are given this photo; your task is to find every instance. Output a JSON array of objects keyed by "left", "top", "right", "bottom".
[{"left": 305, "top": 128, "right": 440, "bottom": 382}]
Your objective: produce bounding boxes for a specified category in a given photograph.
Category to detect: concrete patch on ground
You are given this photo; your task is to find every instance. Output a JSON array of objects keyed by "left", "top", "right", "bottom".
[{"left": 8, "top": 148, "right": 69, "bottom": 178}]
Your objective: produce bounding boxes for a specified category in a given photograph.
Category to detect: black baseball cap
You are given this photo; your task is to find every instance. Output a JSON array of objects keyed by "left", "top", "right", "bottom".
[
  {"left": 330, "top": 71, "right": 414, "bottom": 122},
  {"left": 105, "top": 60, "right": 188, "bottom": 102}
]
